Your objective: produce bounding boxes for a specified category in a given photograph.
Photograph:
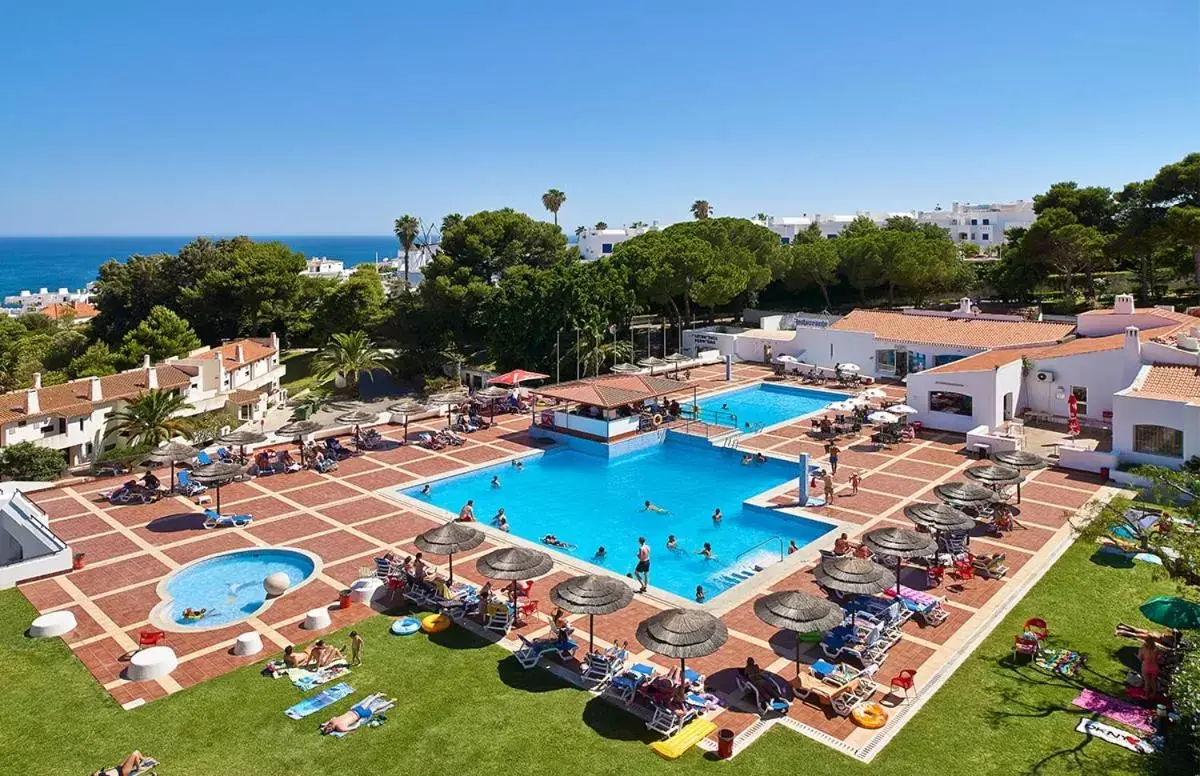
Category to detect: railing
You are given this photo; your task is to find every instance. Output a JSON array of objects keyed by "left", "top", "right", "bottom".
[
  {"left": 737, "top": 535, "right": 786, "bottom": 563},
  {"left": 3, "top": 490, "right": 68, "bottom": 560}
]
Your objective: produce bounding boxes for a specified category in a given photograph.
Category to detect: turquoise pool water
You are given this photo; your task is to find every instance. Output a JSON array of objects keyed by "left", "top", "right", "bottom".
[
  {"left": 403, "top": 437, "right": 834, "bottom": 601},
  {"left": 162, "top": 549, "right": 316, "bottom": 628},
  {"left": 704, "top": 383, "right": 844, "bottom": 430}
]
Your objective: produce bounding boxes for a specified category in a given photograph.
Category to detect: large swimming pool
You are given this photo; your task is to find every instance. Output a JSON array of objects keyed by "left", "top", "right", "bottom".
[
  {"left": 402, "top": 437, "right": 833, "bottom": 601},
  {"left": 155, "top": 548, "right": 317, "bottom": 628},
  {"left": 705, "top": 383, "right": 844, "bottom": 430}
]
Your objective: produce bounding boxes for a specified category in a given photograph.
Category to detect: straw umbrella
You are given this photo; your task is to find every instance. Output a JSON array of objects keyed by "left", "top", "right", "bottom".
[
  {"left": 277, "top": 420, "right": 324, "bottom": 461},
  {"left": 414, "top": 522, "right": 484, "bottom": 583},
  {"left": 430, "top": 390, "right": 470, "bottom": 424},
  {"left": 965, "top": 463, "right": 1026, "bottom": 503},
  {"left": 610, "top": 362, "right": 641, "bottom": 375},
  {"left": 389, "top": 398, "right": 428, "bottom": 444},
  {"left": 219, "top": 429, "right": 267, "bottom": 462},
  {"left": 903, "top": 502, "right": 976, "bottom": 534},
  {"left": 336, "top": 410, "right": 379, "bottom": 426},
  {"left": 475, "top": 547, "right": 554, "bottom": 625},
  {"left": 991, "top": 450, "right": 1048, "bottom": 471},
  {"left": 637, "top": 356, "right": 667, "bottom": 371},
  {"left": 813, "top": 556, "right": 890, "bottom": 596},
  {"left": 475, "top": 386, "right": 511, "bottom": 423},
  {"left": 934, "top": 481, "right": 996, "bottom": 508},
  {"left": 754, "top": 591, "right": 845, "bottom": 676},
  {"left": 664, "top": 352, "right": 690, "bottom": 377},
  {"left": 636, "top": 608, "right": 729, "bottom": 677},
  {"left": 549, "top": 575, "right": 635, "bottom": 654},
  {"left": 861, "top": 527, "right": 938, "bottom": 591},
  {"left": 143, "top": 441, "right": 197, "bottom": 491},
  {"left": 190, "top": 461, "right": 247, "bottom": 514}
]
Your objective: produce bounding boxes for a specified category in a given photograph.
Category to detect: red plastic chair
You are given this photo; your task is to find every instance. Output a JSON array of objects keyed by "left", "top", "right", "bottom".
[
  {"left": 889, "top": 669, "right": 917, "bottom": 701},
  {"left": 138, "top": 629, "right": 165, "bottom": 649},
  {"left": 952, "top": 561, "right": 975, "bottom": 582},
  {"left": 926, "top": 565, "right": 945, "bottom": 587},
  {"left": 1013, "top": 634, "right": 1040, "bottom": 660},
  {"left": 1023, "top": 618, "right": 1049, "bottom": 640}
]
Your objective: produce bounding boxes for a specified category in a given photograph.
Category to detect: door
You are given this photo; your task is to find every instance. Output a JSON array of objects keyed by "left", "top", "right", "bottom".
[
  {"left": 896, "top": 348, "right": 909, "bottom": 378},
  {"left": 1070, "top": 386, "right": 1088, "bottom": 416},
  {"left": 1003, "top": 392, "right": 1014, "bottom": 422}
]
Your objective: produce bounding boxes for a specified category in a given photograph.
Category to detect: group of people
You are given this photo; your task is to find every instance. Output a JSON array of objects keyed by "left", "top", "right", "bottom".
[
  {"left": 252, "top": 447, "right": 302, "bottom": 475},
  {"left": 283, "top": 633, "right": 363, "bottom": 669}
]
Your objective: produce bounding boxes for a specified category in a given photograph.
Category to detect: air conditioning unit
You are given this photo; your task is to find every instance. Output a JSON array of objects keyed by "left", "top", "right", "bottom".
[{"left": 1035, "top": 370, "right": 1054, "bottom": 383}]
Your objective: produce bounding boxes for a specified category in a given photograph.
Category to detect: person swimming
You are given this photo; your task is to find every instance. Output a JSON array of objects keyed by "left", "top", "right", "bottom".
[
  {"left": 420, "top": 484, "right": 431, "bottom": 496},
  {"left": 695, "top": 585, "right": 706, "bottom": 603},
  {"left": 643, "top": 500, "right": 668, "bottom": 514},
  {"left": 741, "top": 454, "right": 752, "bottom": 465},
  {"left": 490, "top": 475, "right": 501, "bottom": 488},
  {"left": 698, "top": 542, "right": 715, "bottom": 560},
  {"left": 594, "top": 546, "right": 607, "bottom": 560},
  {"left": 512, "top": 459, "right": 524, "bottom": 470},
  {"left": 542, "top": 534, "right": 574, "bottom": 549},
  {"left": 712, "top": 508, "right": 722, "bottom": 525},
  {"left": 666, "top": 535, "right": 679, "bottom": 551},
  {"left": 493, "top": 508, "right": 510, "bottom": 532},
  {"left": 182, "top": 607, "right": 208, "bottom": 620}
]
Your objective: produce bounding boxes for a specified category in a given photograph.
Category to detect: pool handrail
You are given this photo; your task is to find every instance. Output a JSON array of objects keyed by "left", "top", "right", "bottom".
[{"left": 736, "top": 535, "right": 786, "bottom": 563}]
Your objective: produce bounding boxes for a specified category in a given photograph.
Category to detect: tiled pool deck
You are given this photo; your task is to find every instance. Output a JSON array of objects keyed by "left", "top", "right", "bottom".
[{"left": 17, "top": 363, "right": 1117, "bottom": 760}]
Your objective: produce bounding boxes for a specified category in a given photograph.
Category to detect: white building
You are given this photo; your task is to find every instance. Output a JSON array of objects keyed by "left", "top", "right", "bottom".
[
  {"left": 577, "top": 225, "right": 658, "bottom": 260},
  {"left": 684, "top": 294, "right": 1200, "bottom": 473},
  {"left": 757, "top": 201, "right": 1036, "bottom": 249},
  {"left": 302, "top": 257, "right": 351, "bottom": 280},
  {"left": 0, "top": 335, "right": 285, "bottom": 468},
  {"left": 3, "top": 286, "right": 94, "bottom": 314}
]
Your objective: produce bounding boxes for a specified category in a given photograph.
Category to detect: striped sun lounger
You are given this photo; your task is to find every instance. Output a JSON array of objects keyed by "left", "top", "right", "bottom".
[
  {"left": 284, "top": 682, "right": 354, "bottom": 720},
  {"left": 885, "top": 585, "right": 948, "bottom": 626}
]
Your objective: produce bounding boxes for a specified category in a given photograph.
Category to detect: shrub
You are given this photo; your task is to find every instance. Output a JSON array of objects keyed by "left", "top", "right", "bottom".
[{"left": 0, "top": 442, "right": 67, "bottom": 481}]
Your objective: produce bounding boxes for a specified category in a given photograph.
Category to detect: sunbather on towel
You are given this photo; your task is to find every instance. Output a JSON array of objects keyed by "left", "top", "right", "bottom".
[
  {"left": 309, "top": 640, "right": 344, "bottom": 668},
  {"left": 319, "top": 694, "right": 395, "bottom": 734},
  {"left": 283, "top": 644, "right": 309, "bottom": 668},
  {"left": 92, "top": 750, "right": 152, "bottom": 776}
]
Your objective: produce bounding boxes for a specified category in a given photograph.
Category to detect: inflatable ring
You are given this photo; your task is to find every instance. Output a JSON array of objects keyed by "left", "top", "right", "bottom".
[
  {"left": 851, "top": 701, "right": 888, "bottom": 729},
  {"left": 391, "top": 617, "right": 421, "bottom": 636},
  {"left": 652, "top": 414, "right": 663, "bottom": 427},
  {"left": 421, "top": 613, "right": 452, "bottom": 633}
]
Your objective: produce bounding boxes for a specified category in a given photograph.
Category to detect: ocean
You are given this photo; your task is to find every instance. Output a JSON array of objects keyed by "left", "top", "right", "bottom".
[{"left": 0, "top": 236, "right": 402, "bottom": 300}]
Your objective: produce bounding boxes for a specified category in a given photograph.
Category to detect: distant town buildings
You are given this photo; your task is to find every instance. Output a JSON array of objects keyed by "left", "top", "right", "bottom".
[{"left": 3, "top": 286, "right": 94, "bottom": 314}]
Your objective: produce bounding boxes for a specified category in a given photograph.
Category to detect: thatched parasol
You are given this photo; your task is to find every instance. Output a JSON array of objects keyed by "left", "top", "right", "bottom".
[
  {"left": 429, "top": 390, "right": 470, "bottom": 423},
  {"left": 966, "top": 463, "right": 1027, "bottom": 503},
  {"left": 754, "top": 591, "right": 845, "bottom": 675},
  {"left": 476, "top": 547, "right": 554, "bottom": 625},
  {"left": 610, "top": 362, "right": 641, "bottom": 375},
  {"left": 414, "top": 522, "right": 484, "bottom": 583},
  {"left": 934, "top": 481, "right": 996, "bottom": 507},
  {"left": 144, "top": 441, "right": 198, "bottom": 490},
  {"left": 813, "top": 556, "right": 890, "bottom": 596},
  {"left": 389, "top": 398, "right": 429, "bottom": 443},
  {"left": 336, "top": 410, "right": 379, "bottom": 426},
  {"left": 636, "top": 608, "right": 729, "bottom": 676},
  {"left": 903, "top": 502, "right": 976, "bottom": 534},
  {"left": 219, "top": 429, "right": 267, "bottom": 461},
  {"left": 190, "top": 461, "right": 248, "bottom": 513},
  {"left": 862, "top": 527, "right": 938, "bottom": 590},
  {"left": 549, "top": 575, "right": 635, "bottom": 654},
  {"left": 277, "top": 420, "right": 323, "bottom": 437}
]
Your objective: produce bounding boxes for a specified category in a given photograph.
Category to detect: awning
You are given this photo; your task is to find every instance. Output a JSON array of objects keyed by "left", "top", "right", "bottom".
[{"left": 532, "top": 373, "right": 692, "bottom": 410}]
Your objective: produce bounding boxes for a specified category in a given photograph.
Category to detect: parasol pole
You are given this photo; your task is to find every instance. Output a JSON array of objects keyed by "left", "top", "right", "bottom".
[
  {"left": 589, "top": 613, "right": 595, "bottom": 655},
  {"left": 448, "top": 552, "right": 455, "bottom": 584}
]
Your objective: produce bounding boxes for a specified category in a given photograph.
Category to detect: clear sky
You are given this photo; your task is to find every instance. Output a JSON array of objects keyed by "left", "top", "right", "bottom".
[{"left": 1, "top": 0, "right": 1196, "bottom": 236}]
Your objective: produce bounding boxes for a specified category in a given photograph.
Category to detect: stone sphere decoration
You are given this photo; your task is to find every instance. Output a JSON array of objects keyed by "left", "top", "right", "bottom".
[{"left": 263, "top": 572, "right": 290, "bottom": 597}]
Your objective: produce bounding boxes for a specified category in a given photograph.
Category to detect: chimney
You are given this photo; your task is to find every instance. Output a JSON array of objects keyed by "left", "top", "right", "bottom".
[
  {"left": 89, "top": 376, "right": 103, "bottom": 402},
  {"left": 269, "top": 331, "right": 279, "bottom": 352},
  {"left": 142, "top": 354, "right": 152, "bottom": 369},
  {"left": 1124, "top": 326, "right": 1142, "bottom": 365},
  {"left": 25, "top": 387, "right": 39, "bottom": 414},
  {"left": 1114, "top": 294, "right": 1135, "bottom": 316},
  {"left": 147, "top": 366, "right": 158, "bottom": 390},
  {"left": 32, "top": 372, "right": 41, "bottom": 389},
  {"left": 958, "top": 297, "right": 974, "bottom": 315},
  {"left": 235, "top": 344, "right": 245, "bottom": 363}
]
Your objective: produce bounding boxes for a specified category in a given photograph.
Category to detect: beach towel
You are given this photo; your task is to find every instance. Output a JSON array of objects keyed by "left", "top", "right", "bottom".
[
  {"left": 291, "top": 663, "right": 351, "bottom": 691},
  {"left": 284, "top": 682, "right": 354, "bottom": 720},
  {"left": 1034, "top": 647, "right": 1085, "bottom": 678},
  {"left": 1075, "top": 717, "right": 1155, "bottom": 754},
  {"left": 1072, "top": 689, "right": 1153, "bottom": 733}
]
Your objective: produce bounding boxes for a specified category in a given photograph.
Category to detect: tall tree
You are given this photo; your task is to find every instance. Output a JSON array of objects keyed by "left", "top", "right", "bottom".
[
  {"left": 313, "top": 330, "right": 390, "bottom": 397},
  {"left": 541, "top": 189, "right": 566, "bottom": 226},
  {"left": 1142, "top": 154, "right": 1200, "bottom": 284},
  {"left": 575, "top": 225, "right": 586, "bottom": 237},
  {"left": 784, "top": 239, "right": 840, "bottom": 307},
  {"left": 312, "top": 265, "right": 387, "bottom": 342},
  {"left": 120, "top": 305, "right": 202, "bottom": 363},
  {"left": 839, "top": 215, "right": 880, "bottom": 241},
  {"left": 594, "top": 221, "right": 608, "bottom": 230},
  {"left": 440, "top": 213, "right": 463, "bottom": 233},
  {"left": 838, "top": 235, "right": 884, "bottom": 302},
  {"left": 437, "top": 208, "right": 568, "bottom": 280},
  {"left": 690, "top": 200, "right": 712, "bottom": 220},
  {"left": 1034, "top": 181, "right": 1116, "bottom": 231},
  {"left": 107, "top": 389, "right": 194, "bottom": 446},
  {"left": 393, "top": 214, "right": 421, "bottom": 289}
]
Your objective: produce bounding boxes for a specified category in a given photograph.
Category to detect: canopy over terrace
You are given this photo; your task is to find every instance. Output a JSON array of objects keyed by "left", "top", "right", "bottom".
[{"left": 531, "top": 373, "right": 695, "bottom": 443}]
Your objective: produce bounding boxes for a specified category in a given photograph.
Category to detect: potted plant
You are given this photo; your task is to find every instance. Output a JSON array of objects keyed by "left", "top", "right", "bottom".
[
  {"left": 339, "top": 588, "right": 353, "bottom": 609},
  {"left": 72, "top": 552, "right": 86, "bottom": 570}
]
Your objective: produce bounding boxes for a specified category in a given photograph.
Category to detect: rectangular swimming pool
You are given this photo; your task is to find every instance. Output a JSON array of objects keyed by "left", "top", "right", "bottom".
[
  {"left": 705, "top": 383, "right": 844, "bottom": 431},
  {"left": 401, "top": 436, "right": 834, "bottom": 601}
]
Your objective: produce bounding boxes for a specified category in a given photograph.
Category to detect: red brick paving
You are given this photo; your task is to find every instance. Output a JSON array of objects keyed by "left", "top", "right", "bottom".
[
  {"left": 328, "top": 455, "right": 383, "bottom": 475},
  {"left": 881, "top": 459, "right": 955, "bottom": 481},
  {"left": 1021, "top": 482, "right": 1094, "bottom": 509},
  {"left": 1032, "top": 467, "right": 1106, "bottom": 490},
  {"left": 283, "top": 481, "right": 359, "bottom": 507},
  {"left": 37, "top": 496, "right": 90, "bottom": 519},
  {"left": 371, "top": 444, "right": 435, "bottom": 465},
  {"left": 292, "top": 531, "right": 381, "bottom": 563},
  {"left": 318, "top": 496, "right": 401, "bottom": 524},
  {"left": 447, "top": 445, "right": 511, "bottom": 465},
  {"left": 1010, "top": 500, "right": 1077, "bottom": 529},
  {"left": 343, "top": 468, "right": 418, "bottom": 489},
  {"left": 49, "top": 513, "right": 114, "bottom": 540},
  {"left": 162, "top": 530, "right": 257, "bottom": 565},
  {"left": 252, "top": 469, "right": 324, "bottom": 491},
  {"left": 354, "top": 512, "right": 439, "bottom": 544},
  {"left": 257, "top": 578, "right": 342, "bottom": 625},
  {"left": 71, "top": 531, "right": 143, "bottom": 563},
  {"left": 70, "top": 555, "right": 171, "bottom": 597},
  {"left": 58, "top": 604, "right": 107, "bottom": 643},
  {"left": 223, "top": 495, "right": 297, "bottom": 520},
  {"left": 18, "top": 578, "right": 72, "bottom": 610},
  {"left": 854, "top": 472, "right": 929, "bottom": 497},
  {"left": 75, "top": 636, "right": 137, "bottom": 684},
  {"left": 907, "top": 447, "right": 972, "bottom": 466},
  {"left": 244, "top": 513, "right": 331, "bottom": 544},
  {"left": 402, "top": 456, "right": 469, "bottom": 478},
  {"left": 92, "top": 582, "right": 161, "bottom": 628}
]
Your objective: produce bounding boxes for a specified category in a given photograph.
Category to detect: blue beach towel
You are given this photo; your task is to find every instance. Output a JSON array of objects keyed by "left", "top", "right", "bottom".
[{"left": 285, "top": 682, "right": 354, "bottom": 720}]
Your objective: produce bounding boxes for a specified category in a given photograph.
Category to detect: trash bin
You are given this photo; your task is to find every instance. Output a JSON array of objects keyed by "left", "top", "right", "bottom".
[
  {"left": 717, "top": 728, "right": 735, "bottom": 759},
  {"left": 1100, "top": 466, "right": 1110, "bottom": 481}
]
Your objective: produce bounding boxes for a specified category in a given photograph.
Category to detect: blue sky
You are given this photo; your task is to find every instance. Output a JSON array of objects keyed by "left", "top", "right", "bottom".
[{"left": 1, "top": 0, "right": 1196, "bottom": 235}]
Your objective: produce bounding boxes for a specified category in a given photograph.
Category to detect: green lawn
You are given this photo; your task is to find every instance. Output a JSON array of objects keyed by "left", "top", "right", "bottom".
[
  {"left": 1, "top": 540, "right": 1193, "bottom": 776},
  {"left": 280, "top": 349, "right": 318, "bottom": 396}
]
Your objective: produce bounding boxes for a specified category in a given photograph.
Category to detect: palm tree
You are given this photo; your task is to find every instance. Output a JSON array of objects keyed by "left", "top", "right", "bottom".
[
  {"left": 630, "top": 220, "right": 647, "bottom": 229},
  {"left": 595, "top": 221, "right": 609, "bottom": 230},
  {"left": 393, "top": 215, "right": 421, "bottom": 289},
  {"left": 691, "top": 200, "right": 713, "bottom": 220},
  {"left": 574, "top": 225, "right": 586, "bottom": 237},
  {"left": 755, "top": 212, "right": 769, "bottom": 222},
  {"left": 572, "top": 329, "right": 634, "bottom": 376},
  {"left": 313, "top": 330, "right": 391, "bottom": 397},
  {"left": 541, "top": 189, "right": 567, "bottom": 225},
  {"left": 108, "top": 389, "right": 194, "bottom": 447}
]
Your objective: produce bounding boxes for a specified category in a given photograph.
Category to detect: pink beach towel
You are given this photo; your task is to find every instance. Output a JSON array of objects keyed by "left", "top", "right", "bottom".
[{"left": 1072, "top": 689, "right": 1153, "bottom": 733}]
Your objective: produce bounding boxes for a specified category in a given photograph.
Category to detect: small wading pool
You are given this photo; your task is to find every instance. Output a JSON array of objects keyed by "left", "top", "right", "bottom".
[
  {"left": 402, "top": 437, "right": 834, "bottom": 601},
  {"left": 153, "top": 548, "right": 318, "bottom": 629},
  {"left": 703, "top": 383, "right": 845, "bottom": 430}
]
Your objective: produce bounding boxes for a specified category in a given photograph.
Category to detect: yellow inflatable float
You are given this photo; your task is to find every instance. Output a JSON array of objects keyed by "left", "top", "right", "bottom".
[
  {"left": 851, "top": 701, "right": 888, "bottom": 729},
  {"left": 421, "top": 613, "right": 452, "bottom": 633}
]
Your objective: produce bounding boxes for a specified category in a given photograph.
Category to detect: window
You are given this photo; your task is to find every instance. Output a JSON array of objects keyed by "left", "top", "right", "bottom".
[
  {"left": 826, "top": 234, "right": 838, "bottom": 239},
  {"left": 601, "top": 243, "right": 613, "bottom": 254},
  {"left": 928, "top": 391, "right": 974, "bottom": 416},
  {"left": 970, "top": 218, "right": 978, "bottom": 225},
  {"left": 982, "top": 218, "right": 990, "bottom": 225},
  {"left": 908, "top": 352, "right": 927, "bottom": 372},
  {"left": 1070, "top": 386, "right": 1088, "bottom": 416},
  {"left": 1134, "top": 425, "right": 1183, "bottom": 458},
  {"left": 970, "top": 233, "right": 977, "bottom": 240},
  {"left": 958, "top": 232, "right": 968, "bottom": 240},
  {"left": 875, "top": 349, "right": 897, "bottom": 374},
  {"left": 981, "top": 234, "right": 989, "bottom": 241},
  {"left": 780, "top": 237, "right": 790, "bottom": 245},
  {"left": 933, "top": 354, "right": 966, "bottom": 366}
]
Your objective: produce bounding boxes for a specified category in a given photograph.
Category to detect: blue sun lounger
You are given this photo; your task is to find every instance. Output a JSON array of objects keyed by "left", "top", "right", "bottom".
[
  {"left": 514, "top": 633, "right": 578, "bottom": 669},
  {"left": 203, "top": 508, "right": 252, "bottom": 529}
]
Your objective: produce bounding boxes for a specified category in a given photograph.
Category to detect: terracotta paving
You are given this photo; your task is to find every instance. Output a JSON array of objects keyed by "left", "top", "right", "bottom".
[{"left": 13, "top": 364, "right": 1113, "bottom": 759}]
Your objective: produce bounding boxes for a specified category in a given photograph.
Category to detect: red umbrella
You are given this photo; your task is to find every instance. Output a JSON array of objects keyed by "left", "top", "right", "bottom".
[{"left": 488, "top": 369, "right": 549, "bottom": 386}]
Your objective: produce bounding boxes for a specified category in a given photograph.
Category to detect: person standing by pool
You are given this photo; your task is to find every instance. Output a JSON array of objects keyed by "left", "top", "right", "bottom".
[
  {"left": 634, "top": 537, "right": 651, "bottom": 592},
  {"left": 349, "top": 631, "right": 363, "bottom": 666},
  {"left": 822, "top": 473, "right": 835, "bottom": 503},
  {"left": 712, "top": 508, "right": 722, "bottom": 525},
  {"left": 828, "top": 444, "right": 840, "bottom": 475},
  {"left": 458, "top": 500, "right": 476, "bottom": 522}
]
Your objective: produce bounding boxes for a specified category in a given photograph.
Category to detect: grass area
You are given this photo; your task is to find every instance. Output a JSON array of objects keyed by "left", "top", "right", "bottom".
[
  {"left": 280, "top": 349, "right": 318, "bottom": 396},
  {"left": 0, "top": 540, "right": 1194, "bottom": 776}
]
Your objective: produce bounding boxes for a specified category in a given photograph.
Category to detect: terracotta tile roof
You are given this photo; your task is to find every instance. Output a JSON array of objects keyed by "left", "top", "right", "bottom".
[
  {"left": 193, "top": 338, "right": 277, "bottom": 369},
  {"left": 828, "top": 310, "right": 1074, "bottom": 349},
  {"left": 38, "top": 301, "right": 98, "bottom": 320},
  {"left": 534, "top": 374, "right": 690, "bottom": 409},
  {"left": 227, "top": 389, "right": 264, "bottom": 406},
  {"left": 1131, "top": 364, "right": 1200, "bottom": 402},
  {"left": 919, "top": 349, "right": 1025, "bottom": 375},
  {"left": 0, "top": 366, "right": 191, "bottom": 425},
  {"left": 1078, "top": 306, "right": 1197, "bottom": 328}
]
